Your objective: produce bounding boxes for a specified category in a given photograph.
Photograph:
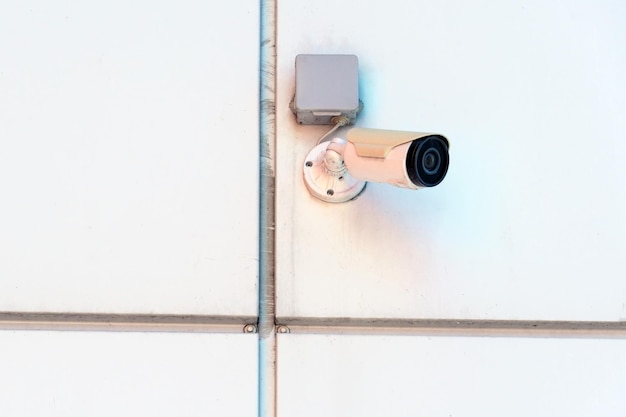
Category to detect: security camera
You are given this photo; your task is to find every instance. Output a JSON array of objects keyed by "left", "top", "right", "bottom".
[
  {"left": 303, "top": 128, "right": 450, "bottom": 203},
  {"left": 343, "top": 128, "right": 450, "bottom": 189}
]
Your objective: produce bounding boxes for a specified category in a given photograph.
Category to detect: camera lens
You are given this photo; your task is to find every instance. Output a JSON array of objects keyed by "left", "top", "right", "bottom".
[
  {"left": 422, "top": 149, "right": 441, "bottom": 175},
  {"left": 406, "top": 135, "right": 449, "bottom": 187}
]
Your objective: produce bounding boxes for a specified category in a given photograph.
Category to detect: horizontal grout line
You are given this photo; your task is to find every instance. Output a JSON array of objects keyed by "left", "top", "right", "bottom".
[
  {"left": 3, "top": 313, "right": 625, "bottom": 337},
  {"left": 278, "top": 317, "right": 626, "bottom": 339},
  {"left": 0, "top": 312, "right": 257, "bottom": 334}
]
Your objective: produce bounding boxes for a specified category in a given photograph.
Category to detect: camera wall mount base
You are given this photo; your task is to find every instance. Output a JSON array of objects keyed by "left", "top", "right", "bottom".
[{"left": 303, "top": 139, "right": 366, "bottom": 203}]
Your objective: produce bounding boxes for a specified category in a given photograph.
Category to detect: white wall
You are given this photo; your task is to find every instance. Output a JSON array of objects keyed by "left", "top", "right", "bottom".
[
  {"left": 2, "top": 1, "right": 626, "bottom": 416},
  {"left": 0, "top": 1, "right": 259, "bottom": 316},
  {"left": 0, "top": 1, "right": 259, "bottom": 415},
  {"left": 0, "top": 331, "right": 257, "bottom": 416},
  {"left": 278, "top": 334, "right": 626, "bottom": 417},
  {"left": 276, "top": 0, "right": 626, "bottom": 322},
  {"left": 275, "top": 1, "right": 626, "bottom": 415}
]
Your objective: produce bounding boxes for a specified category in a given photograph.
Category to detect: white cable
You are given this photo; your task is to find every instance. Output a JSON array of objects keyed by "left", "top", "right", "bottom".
[{"left": 316, "top": 116, "right": 350, "bottom": 145}]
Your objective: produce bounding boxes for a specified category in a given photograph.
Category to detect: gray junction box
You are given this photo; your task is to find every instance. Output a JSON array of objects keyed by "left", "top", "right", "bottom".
[{"left": 291, "top": 54, "right": 361, "bottom": 125}]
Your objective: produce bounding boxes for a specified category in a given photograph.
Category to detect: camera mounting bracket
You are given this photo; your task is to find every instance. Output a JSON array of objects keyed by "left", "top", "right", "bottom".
[{"left": 303, "top": 138, "right": 366, "bottom": 203}]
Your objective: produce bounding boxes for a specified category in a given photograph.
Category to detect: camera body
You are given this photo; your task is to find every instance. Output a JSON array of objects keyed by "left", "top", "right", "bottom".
[
  {"left": 303, "top": 127, "right": 450, "bottom": 203},
  {"left": 344, "top": 128, "right": 450, "bottom": 190}
]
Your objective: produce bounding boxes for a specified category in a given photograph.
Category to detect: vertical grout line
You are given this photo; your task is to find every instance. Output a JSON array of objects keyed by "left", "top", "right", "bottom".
[{"left": 259, "top": 1, "right": 277, "bottom": 417}]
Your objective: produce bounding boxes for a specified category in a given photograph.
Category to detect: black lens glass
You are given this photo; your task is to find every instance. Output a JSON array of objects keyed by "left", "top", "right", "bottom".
[
  {"left": 405, "top": 135, "right": 449, "bottom": 187},
  {"left": 422, "top": 149, "right": 441, "bottom": 174}
]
